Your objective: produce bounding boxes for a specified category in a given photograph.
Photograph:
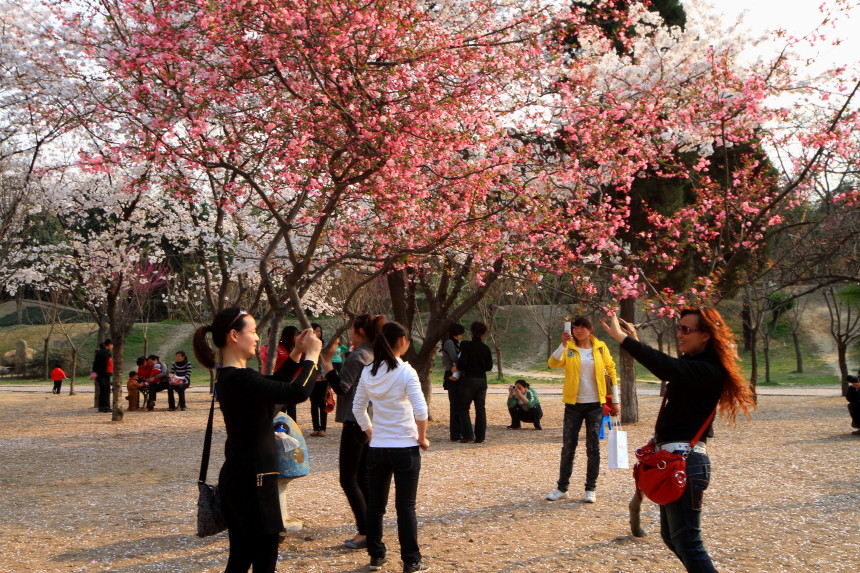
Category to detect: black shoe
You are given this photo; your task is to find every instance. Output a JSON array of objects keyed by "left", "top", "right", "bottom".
[
  {"left": 98, "top": 409, "right": 111, "bottom": 413},
  {"left": 168, "top": 407, "right": 177, "bottom": 411},
  {"left": 368, "top": 556, "right": 387, "bottom": 570},
  {"left": 534, "top": 424, "right": 543, "bottom": 430},
  {"left": 180, "top": 407, "right": 187, "bottom": 411},
  {"left": 506, "top": 425, "right": 521, "bottom": 429},
  {"left": 403, "top": 561, "right": 429, "bottom": 572}
]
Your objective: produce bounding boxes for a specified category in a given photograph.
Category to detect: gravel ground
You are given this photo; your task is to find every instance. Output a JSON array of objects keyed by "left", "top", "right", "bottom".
[{"left": 0, "top": 387, "right": 858, "bottom": 573}]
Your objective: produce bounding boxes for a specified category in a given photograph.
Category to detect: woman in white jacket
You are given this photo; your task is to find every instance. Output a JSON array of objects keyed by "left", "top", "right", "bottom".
[{"left": 353, "top": 322, "right": 430, "bottom": 573}]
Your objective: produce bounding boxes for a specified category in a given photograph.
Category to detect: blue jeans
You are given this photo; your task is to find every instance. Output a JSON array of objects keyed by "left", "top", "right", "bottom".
[
  {"left": 366, "top": 446, "right": 422, "bottom": 566},
  {"left": 556, "top": 402, "right": 603, "bottom": 492},
  {"left": 659, "top": 451, "right": 717, "bottom": 573}
]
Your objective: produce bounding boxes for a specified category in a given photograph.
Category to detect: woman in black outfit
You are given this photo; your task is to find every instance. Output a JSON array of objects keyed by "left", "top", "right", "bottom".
[
  {"left": 602, "top": 309, "right": 754, "bottom": 573},
  {"left": 322, "top": 314, "right": 385, "bottom": 550},
  {"left": 309, "top": 323, "right": 330, "bottom": 437},
  {"left": 456, "top": 321, "right": 493, "bottom": 444},
  {"left": 192, "top": 308, "right": 321, "bottom": 573}
]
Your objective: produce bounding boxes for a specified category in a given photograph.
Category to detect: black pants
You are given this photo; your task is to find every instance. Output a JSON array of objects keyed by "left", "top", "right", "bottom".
[
  {"left": 310, "top": 380, "right": 328, "bottom": 431},
  {"left": 339, "top": 421, "right": 369, "bottom": 535},
  {"left": 96, "top": 376, "right": 111, "bottom": 411},
  {"left": 168, "top": 384, "right": 187, "bottom": 409},
  {"left": 52, "top": 380, "right": 63, "bottom": 394},
  {"left": 849, "top": 401, "right": 860, "bottom": 428},
  {"left": 458, "top": 377, "right": 488, "bottom": 441},
  {"left": 224, "top": 528, "right": 279, "bottom": 573},
  {"left": 556, "top": 402, "right": 602, "bottom": 492},
  {"left": 366, "top": 446, "right": 422, "bottom": 566},
  {"left": 146, "top": 381, "right": 169, "bottom": 408},
  {"left": 509, "top": 403, "right": 543, "bottom": 429},
  {"left": 444, "top": 371, "right": 463, "bottom": 440}
]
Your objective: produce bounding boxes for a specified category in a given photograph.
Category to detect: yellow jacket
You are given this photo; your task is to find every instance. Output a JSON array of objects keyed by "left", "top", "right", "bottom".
[{"left": 547, "top": 335, "right": 617, "bottom": 405}]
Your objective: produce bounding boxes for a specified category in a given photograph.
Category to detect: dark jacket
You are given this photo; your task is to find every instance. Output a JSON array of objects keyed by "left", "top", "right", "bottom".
[
  {"left": 215, "top": 358, "right": 318, "bottom": 535},
  {"left": 621, "top": 337, "right": 723, "bottom": 444},
  {"left": 327, "top": 343, "right": 374, "bottom": 423},
  {"left": 92, "top": 348, "right": 111, "bottom": 377},
  {"left": 457, "top": 338, "right": 493, "bottom": 381}
]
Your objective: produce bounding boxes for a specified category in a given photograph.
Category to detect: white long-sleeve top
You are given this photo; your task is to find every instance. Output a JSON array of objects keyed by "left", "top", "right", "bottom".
[{"left": 352, "top": 358, "right": 428, "bottom": 448}]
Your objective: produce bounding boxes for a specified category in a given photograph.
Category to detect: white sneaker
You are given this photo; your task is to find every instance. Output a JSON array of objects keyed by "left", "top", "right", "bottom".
[
  {"left": 584, "top": 490, "right": 596, "bottom": 503},
  {"left": 546, "top": 489, "right": 568, "bottom": 501}
]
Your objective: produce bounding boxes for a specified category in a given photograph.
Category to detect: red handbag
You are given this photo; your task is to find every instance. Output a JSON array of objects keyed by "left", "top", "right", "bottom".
[
  {"left": 633, "top": 395, "right": 715, "bottom": 505},
  {"left": 324, "top": 386, "right": 335, "bottom": 413}
]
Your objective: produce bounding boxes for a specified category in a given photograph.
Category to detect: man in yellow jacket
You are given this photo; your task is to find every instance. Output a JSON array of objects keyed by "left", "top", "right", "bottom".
[{"left": 545, "top": 316, "right": 619, "bottom": 504}]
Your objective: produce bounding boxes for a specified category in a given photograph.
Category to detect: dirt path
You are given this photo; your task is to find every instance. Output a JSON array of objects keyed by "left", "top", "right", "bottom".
[{"left": 0, "top": 389, "right": 857, "bottom": 572}]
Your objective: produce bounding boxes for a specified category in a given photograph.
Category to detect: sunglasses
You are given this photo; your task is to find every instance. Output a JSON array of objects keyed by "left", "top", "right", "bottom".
[
  {"left": 675, "top": 324, "right": 701, "bottom": 335},
  {"left": 228, "top": 308, "right": 249, "bottom": 329}
]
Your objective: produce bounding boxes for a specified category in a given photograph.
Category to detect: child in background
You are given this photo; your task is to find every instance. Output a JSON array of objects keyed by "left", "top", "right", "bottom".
[
  {"left": 50, "top": 364, "right": 68, "bottom": 394},
  {"left": 126, "top": 370, "right": 146, "bottom": 411}
]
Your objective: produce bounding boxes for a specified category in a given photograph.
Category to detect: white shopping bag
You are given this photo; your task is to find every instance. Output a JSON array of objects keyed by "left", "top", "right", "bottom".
[{"left": 607, "top": 419, "right": 629, "bottom": 469}]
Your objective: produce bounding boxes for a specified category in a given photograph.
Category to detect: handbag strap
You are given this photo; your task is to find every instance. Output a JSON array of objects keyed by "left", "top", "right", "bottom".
[
  {"left": 198, "top": 389, "right": 217, "bottom": 484},
  {"left": 654, "top": 392, "right": 716, "bottom": 450}
]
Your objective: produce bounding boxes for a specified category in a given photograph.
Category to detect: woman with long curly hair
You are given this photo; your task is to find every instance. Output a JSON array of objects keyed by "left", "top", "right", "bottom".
[{"left": 602, "top": 308, "right": 755, "bottom": 573}]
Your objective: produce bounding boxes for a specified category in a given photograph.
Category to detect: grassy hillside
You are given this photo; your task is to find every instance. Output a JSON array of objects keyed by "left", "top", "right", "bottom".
[{"left": 0, "top": 302, "right": 847, "bottom": 387}]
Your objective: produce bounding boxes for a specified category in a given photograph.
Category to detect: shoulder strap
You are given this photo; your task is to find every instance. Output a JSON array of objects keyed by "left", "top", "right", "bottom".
[
  {"left": 654, "top": 392, "right": 717, "bottom": 449},
  {"left": 198, "top": 390, "right": 217, "bottom": 484}
]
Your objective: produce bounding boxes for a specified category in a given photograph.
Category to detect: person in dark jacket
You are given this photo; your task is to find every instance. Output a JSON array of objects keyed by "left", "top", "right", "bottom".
[
  {"left": 91, "top": 340, "right": 113, "bottom": 413},
  {"left": 441, "top": 322, "right": 466, "bottom": 441},
  {"left": 309, "top": 322, "right": 330, "bottom": 436},
  {"left": 192, "top": 307, "right": 321, "bottom": 573},
  {"left": 456, "top": 321, "right": 493, "bottom": 444},
  {"left": 846, "top": 370, "right": 860, "bottom": 435},
  {"left": 322, "top": 314, "right": 385, "bottom": 550},
  {"left": 602, "top": 308, "right": 755, "bottom": 573}
]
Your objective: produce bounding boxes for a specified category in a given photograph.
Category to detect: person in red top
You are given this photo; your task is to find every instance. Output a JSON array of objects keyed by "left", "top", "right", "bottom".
[{"left": 50, "top": 364, "right": 68, "bottom": 394}]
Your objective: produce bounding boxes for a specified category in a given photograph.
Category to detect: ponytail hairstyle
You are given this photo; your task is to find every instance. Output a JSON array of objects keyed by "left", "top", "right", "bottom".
[
  {"left": 353, "top": 314, "right": 385, "bottom": 344},
  {"left": 370, "top": 321, "right": 407, "bottom": 376},
  {"left": 193, "top": 307, "right": 250, "bottom": 370},
  {"left": 680, "top": 308, "right": 756, "bottom": 423},
  {"left": 278, "top": 326, "right": 299, "bottom": 352}
]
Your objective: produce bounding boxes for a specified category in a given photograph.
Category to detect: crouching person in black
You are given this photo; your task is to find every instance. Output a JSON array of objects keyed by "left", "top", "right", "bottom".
[
  {"left": 847, "top": 371, "right": 860, "bottom": 435},
  {"left": 507, "top": 379, "right": 543, "bottom": 430}
]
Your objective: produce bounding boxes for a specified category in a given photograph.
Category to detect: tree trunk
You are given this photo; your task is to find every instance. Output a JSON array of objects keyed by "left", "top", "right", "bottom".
[
  {"left": 264, "top": 311, "right": 285, "bottom": 375},
  {"left": 69, "top": 348, "right": 77, "bottom": 395},
  {"left": 741, "top": 299, "right": 753, "bottom": 351},
  {"left": 546, "top": 330, "right": 552, "bottom": 361},
  {"left": 792, "top": 330, "right": 803, "bottom": 373},
  {"left": 748, "top": 331, "right": 758, "bottom": 393},
  {"left": 43, "top": 337, "right": 50, "bottom": 380},
  {"left": 837, "top": 340, "right": 848, "bottom": 382},
  {"left": 763, "top": 337, "right": 771, "bottom": 384},
  {"left": 142, "top": 333, "right": 148, "bottom": 360},
  {"left": 619, "top": 297, "right": 638, "bottom": 424},
  {"left": 494, "top": 343, "right": 503, "bottom": 380},
  {"left": 111, "top": 337, "right": 125, "bottom": 422}
]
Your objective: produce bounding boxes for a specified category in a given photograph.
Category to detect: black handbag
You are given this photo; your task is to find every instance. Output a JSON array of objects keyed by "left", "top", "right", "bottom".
[{"left": 196, "top": 391, "right": 227, "bottom": 537}]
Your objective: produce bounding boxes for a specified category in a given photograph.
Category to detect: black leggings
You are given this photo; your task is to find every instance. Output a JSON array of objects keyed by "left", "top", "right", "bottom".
[
  {"left": 310, "top": 380, "right": 328, "bottom": 431},
  {"left": 339, "top": 421, "right": 369, "bottom": 535},
  {"left": 224, "top": 528, "right": 279, "bottom": 573}
]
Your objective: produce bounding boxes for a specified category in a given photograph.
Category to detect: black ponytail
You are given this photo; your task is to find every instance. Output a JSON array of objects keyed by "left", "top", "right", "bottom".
[
  {"left": 354, "top": 314, "right": 386, "bottom": 344},
  {"left": 370, "top": 321, "right": 407, "bottom": 376},
  {"left": 192, "top": 308, "right": 249, "bottom": 370}
]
